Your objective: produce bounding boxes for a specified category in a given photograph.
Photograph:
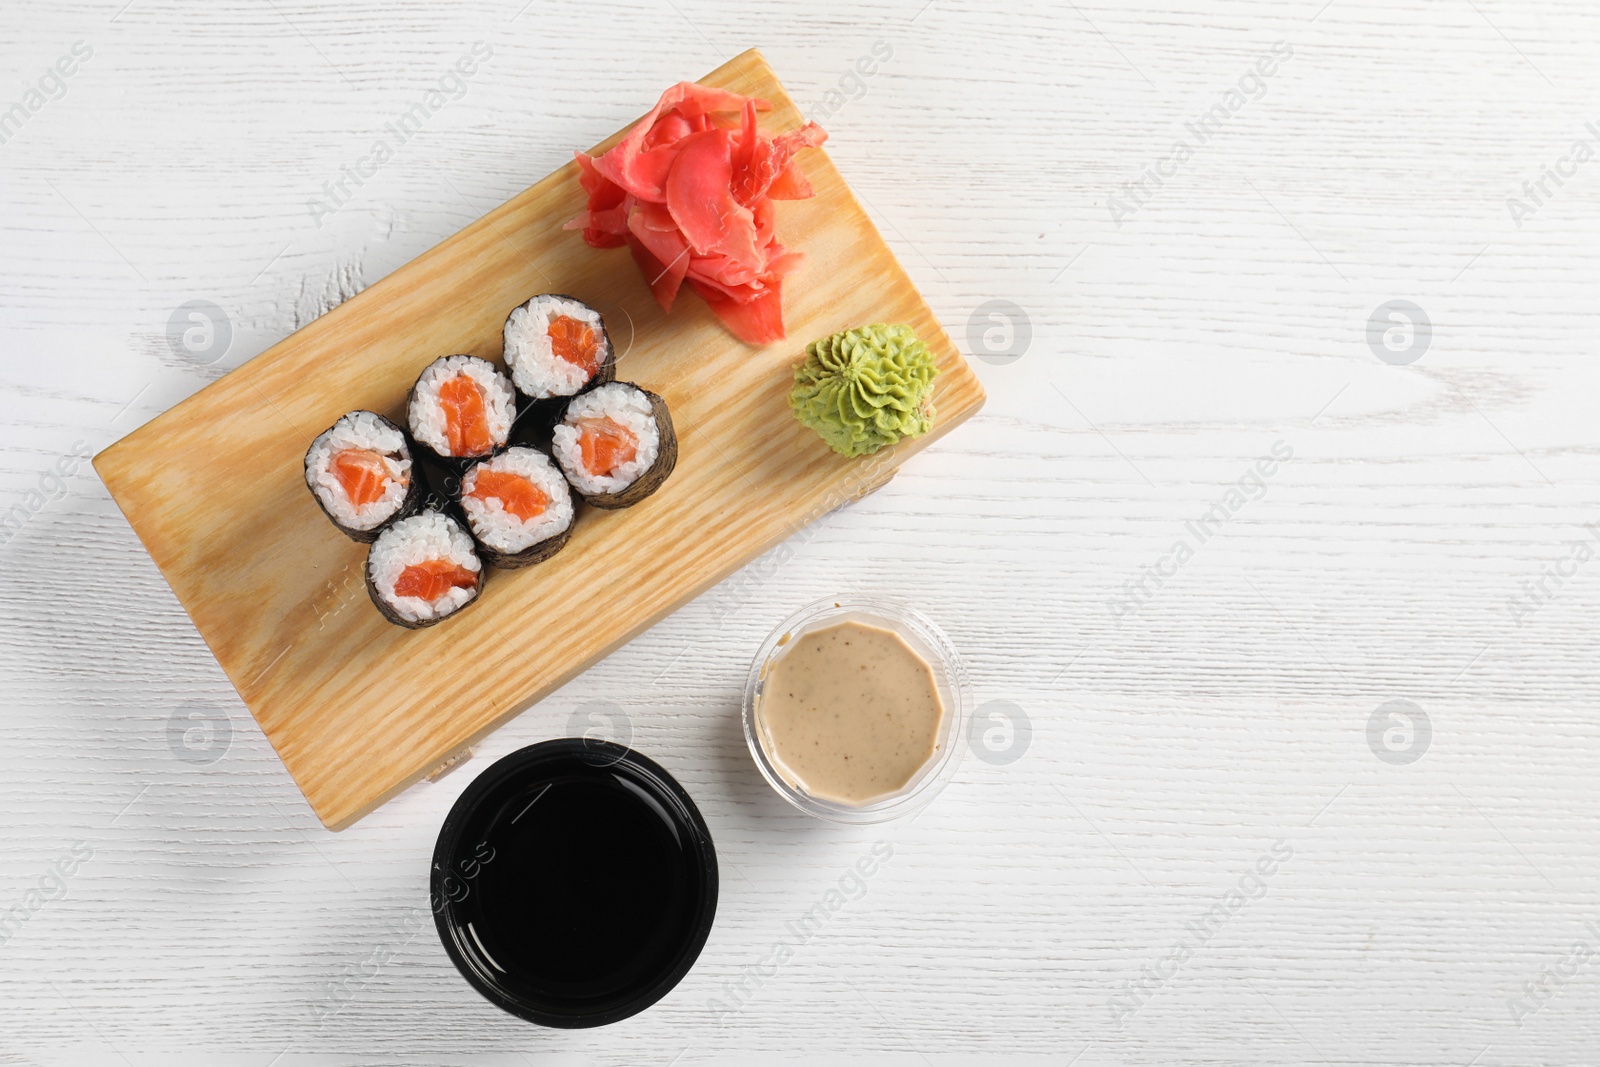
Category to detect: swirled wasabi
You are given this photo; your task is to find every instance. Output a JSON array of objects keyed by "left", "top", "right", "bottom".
[{"left": 789, "top": 323, "right": 937, "bottom": 457}]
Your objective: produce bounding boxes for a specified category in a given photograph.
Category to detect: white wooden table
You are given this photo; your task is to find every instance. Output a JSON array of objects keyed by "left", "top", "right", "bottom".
[{"left": 4, "top": 1, "right": 1599, "bottom": 1063}]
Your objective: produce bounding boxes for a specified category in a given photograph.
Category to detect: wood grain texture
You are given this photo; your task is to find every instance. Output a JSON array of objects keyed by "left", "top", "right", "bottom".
[
  {"left": 90, "top": 48, "right": 985, "bottom": 831},
  {"left": 4, "top": 0, "right": 1600, "bottom": 1063}
]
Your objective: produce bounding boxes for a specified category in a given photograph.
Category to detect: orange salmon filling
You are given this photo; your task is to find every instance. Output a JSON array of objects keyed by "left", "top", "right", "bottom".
[
  {"left": 393, "top": 559, "right": 478, "bottom": 602},
  {"left": 575, "top": 416, "right": 638, "bottom": 476},
  {"left": 331, "top": 448, "right": 393, "bottom": 507},
  {"left": 438, "top": 374, "right": 493, "bottom": 456},
  {"left": 467, "top": 468, "right": 549, "bottom": 521},
  {"left": 548, "top": 315, "right": 602, "bottom": 376}
]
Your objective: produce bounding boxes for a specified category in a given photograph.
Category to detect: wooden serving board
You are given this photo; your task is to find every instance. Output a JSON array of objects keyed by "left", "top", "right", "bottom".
[{"left": 94, "top": 48, "right": 986, "bottom": 830}]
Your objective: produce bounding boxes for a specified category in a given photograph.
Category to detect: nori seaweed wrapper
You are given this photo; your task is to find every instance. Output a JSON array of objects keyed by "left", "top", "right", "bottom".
[
  {"left": 364, "top": 510, "right": 486, "bottom": 630},
  {"left": 457, "top": 448, "right": 577, "bottom": 570},
  {"left": 503, "top": 292, "right": 618, "bottom": 406},
  {"left": 304, "top": 411, "right": 424, "bottom": 544},
  {"left": 563, "top": 386, "right": 678, "bottom": 510},
  {"left": 405, "top": 355, "right": 517, "bottom": 474}
]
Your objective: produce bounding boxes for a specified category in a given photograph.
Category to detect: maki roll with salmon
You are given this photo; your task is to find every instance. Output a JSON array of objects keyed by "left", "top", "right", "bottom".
[
  {"left": 304, "top": 410, "right": 422, "bottom": 543},
  {"left": 366, "top": 511, "right": 485, "bottom": 629},
  {"left": 459, "top": 447, "right": 576, "bottom": 568},
  {"left": 552, "top": 382, "right": 677, "bottom": 509},
  {"left": 407, "top": 355, "right": 516, "bottom": 469},
  {"left": 502, "top": 294, "right": 615, "bottom": 402}
]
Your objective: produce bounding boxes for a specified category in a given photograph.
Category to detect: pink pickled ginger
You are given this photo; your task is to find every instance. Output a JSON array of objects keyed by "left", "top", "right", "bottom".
[{"left": 565, "top": 83, "right": 827, "bottom": 345}]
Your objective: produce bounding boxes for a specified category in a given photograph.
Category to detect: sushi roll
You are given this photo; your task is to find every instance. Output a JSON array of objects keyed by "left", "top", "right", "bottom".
[
  {"left": 407, "top": 355, "right": 516, "bottom": 469},
  {"left": 502, "top": 294, "right": 616, "bottom": 402},
  {"left": 303, "top": 410, "right": 422, "bottom": 543},
  {"left": 551, "top": 381, "right": 677, "bottom": 509},
  {"left": 366, "top": 511, "right": 486, "bottom": 629},
  {"left": 459, "top": 447, "right": 576, "bottom": 568}
]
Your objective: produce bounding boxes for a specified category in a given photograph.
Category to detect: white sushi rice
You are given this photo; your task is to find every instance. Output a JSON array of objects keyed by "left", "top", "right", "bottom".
[
  {"left": 304, "top": 411, "right": 411, "bottom": 531},
  {"left": 551, "top": 383, "right": 661, "bottom": 497},
  {"left": 408, "top": 355, "right": 516, "bottom": 458},
  {"left": 504, "top": 295, "right": 610, "bottom": 399},
  {"left": 369, "top": 512, "right": 483, "bottom": 623},
  {"left": 460, "top": 448, "right": 575, "bottom": 554}
]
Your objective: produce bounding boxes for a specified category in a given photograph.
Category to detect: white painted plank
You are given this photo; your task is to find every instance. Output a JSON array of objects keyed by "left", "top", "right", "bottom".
[{"left": 4, "top": 0, "right": 1600, "bottom": 1063}]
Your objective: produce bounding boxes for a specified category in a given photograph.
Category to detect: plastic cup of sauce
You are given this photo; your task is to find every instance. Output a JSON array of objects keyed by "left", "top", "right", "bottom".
[
  {"left": 430, "top": 739, "right": 718, "bottom": 1027},
  {"left": 742, "top": 596, "right": 971, "bottom": 823}
]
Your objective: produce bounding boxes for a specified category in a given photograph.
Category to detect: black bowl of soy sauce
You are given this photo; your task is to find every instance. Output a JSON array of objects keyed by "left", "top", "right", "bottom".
[{"left": 431, "top": 738, "right": 718, "bottom": 1028}]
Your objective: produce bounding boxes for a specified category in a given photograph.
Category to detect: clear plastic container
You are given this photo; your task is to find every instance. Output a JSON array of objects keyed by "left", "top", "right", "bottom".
[{"left": 742, "top": 596, "right": 971, "bottom": 823}]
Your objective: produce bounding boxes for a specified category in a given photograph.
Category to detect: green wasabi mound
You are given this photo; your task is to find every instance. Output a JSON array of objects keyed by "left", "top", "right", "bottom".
[{"left": 790, "top": 323, "right": 938, "bottom": 457}]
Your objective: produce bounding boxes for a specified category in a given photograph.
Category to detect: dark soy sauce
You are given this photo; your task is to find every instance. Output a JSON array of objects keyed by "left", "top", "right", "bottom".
[{"left": 433, "top": 741, "right": 717, "bottom": 1027}]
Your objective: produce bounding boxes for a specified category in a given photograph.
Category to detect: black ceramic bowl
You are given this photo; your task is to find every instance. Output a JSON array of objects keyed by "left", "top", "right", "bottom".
[{"left": 430, "top": 739, "right": 718, "bottom": 1028}]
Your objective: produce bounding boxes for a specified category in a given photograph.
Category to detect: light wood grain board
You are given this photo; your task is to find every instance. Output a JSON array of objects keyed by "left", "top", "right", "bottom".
[{"left": 91, "top": 48, "right": 985, "bottom": 831}]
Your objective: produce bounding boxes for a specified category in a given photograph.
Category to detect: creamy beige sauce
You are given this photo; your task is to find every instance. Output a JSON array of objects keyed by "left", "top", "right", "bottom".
[{"left": 758, "top": 620, "right": 945, "bottom": 805}]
